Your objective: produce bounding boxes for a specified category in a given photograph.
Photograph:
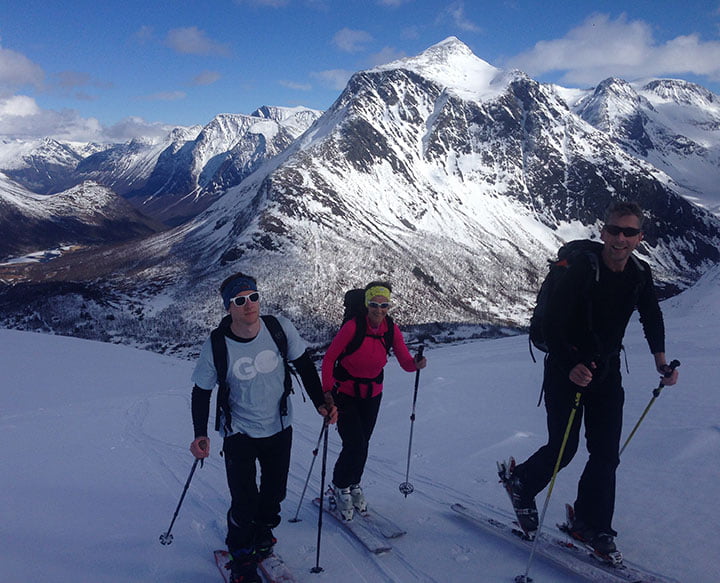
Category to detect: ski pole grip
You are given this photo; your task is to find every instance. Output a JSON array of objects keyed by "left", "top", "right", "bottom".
[
  {"left": 415, "top": 343, "right": 425, "bottom": 361},
  {"left": 653, "top": 359, "right": 680, "bottom": 396},
  {"left": 664, "top": 359, "right": 680, "bottom": 377}
]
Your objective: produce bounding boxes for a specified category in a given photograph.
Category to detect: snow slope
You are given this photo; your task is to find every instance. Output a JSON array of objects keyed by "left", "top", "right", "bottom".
[{"left": 1, "top": 267, "right": 718, "bottom": 582}]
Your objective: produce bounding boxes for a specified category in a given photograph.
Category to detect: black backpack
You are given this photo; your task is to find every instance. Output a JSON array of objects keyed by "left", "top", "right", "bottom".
[
  {"left": 210, "top": 314, "right": 294, "bottom": 434},
  {"left": 528, "top": 240, "right": 602, "bottom": 358},
  {"left": 333, "top": 288, "right": 395, "bottom": 396}
]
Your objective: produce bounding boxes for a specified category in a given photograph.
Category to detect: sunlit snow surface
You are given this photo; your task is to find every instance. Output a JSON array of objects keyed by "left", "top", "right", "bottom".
[{"left": 1, "top": 265, "right": 718, "bottom": 582}]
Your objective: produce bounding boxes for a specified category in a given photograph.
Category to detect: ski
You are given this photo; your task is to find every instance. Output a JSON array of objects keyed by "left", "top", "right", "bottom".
[
  {"left": 312, "top": 497, "right": 393, "bottom": 554},
  {"left": 357, "top": 506, "right": 406, "bottom": 539},
  {"left": 214, "top": 549, "right": 298, "bottom": 583},
  {"left": 258, "top": 553, "right": 297, "bottom": 583},
  {"left": 451, "top": 503, "right": 678, "bottom": 583},
  {"left": 322, "top": 487, "right": 406, "bottom": 539}
]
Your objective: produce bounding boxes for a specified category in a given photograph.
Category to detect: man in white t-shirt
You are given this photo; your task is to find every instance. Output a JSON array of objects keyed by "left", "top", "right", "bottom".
[{"left": 190, "top": 272, "right": 337, "bottom": 583}]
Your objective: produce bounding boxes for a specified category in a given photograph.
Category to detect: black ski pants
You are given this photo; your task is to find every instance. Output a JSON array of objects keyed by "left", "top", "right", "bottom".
[
  {"left": 332, "top": 392, "right": 382, "bottom": 489},
  {"left": 516, "top": 355, "right": 624, "bottom": 534},
  {"left": 223, "top": 426, "right": 292, "bottom": 551}
]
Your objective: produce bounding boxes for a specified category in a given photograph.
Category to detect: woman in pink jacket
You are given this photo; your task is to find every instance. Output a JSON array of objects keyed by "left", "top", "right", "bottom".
[{"left": 321, "top": 281, "right": 427, "bottom": 520}]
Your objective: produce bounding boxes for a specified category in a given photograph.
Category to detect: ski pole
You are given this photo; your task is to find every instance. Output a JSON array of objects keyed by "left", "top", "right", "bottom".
[
  {"left": 517, "top": 390, "right": 582, "bottom": 583},
  {"left": 620, "top": 359, "right": 680, "bottom": 456},
  {"left": 159, "top": 457, "right": 202, "bottom": 545},
  {"left": 310, "top": 419, "right": 329, "bottom": 574},
  {"left": 289, "top": 421, "right": 327, "bottom": 523},
  {"left": 399, "top": 343, "right": 425, "bottom": 497}
]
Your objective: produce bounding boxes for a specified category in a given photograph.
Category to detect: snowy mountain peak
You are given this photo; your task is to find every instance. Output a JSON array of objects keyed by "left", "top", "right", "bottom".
[
  {"left": 574, "top": 77, "right": 651, "bottom": 133},
  {"left": 251, "top": 105, "right": 322, "bottom": 122},
  {"left": 595, "top": 77, "right": 644, "bottom": 104},
  {"left": 642, "top": 78, "right": 718, "bottom": 108},
  {"left": 167, "top": 125, "right": 203, "bottom": 142},
  {"left": 371, "top": 36, "right": 505, "bottom": 101}
]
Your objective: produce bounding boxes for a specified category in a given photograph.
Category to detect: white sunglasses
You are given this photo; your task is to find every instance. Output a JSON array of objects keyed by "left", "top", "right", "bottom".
[{"left": 230, "top": 292, "right": 260, "bottom": 307}]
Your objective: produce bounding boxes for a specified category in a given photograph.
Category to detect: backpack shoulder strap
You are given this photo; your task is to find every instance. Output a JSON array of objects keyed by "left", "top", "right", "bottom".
[
  {"left": 261, "top": 314, "right": 294, "bottom": 421},
  {"left": 342, "top": 315, "right": 395, "bottom": 357},
  {"left": 261, "top": 314, "right": 288, "bottom": 359},
  {"left": 629, "top": 253, "right": 645, "bottom": 272},
  {"left": 586, "top": 250, "right": 600, "bottom": 283},
  {"left": 382, "top": 316, "right": 395, "bottom": 356},
  {"left": 210, "top": 315, "right": 232, "bottom": 434},
  {"left": 342, "top": 315, "right": 367, "bottom": 358}
]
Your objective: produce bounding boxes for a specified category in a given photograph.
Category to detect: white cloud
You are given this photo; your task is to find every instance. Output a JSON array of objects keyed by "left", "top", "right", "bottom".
[
  {"left": 0, "top": 45, "right": 45, "bottom": 91},
  {"left": 133, "top": 26, "right": 154, "bottom": 44},
  {"left": 442, "top": 1, "right": 481, "bottom": 33},
  {"left": 0, "top": 96, "right": 103, "bottom": 141},
  {"left": 139, "top": 91, "right": 187, "bottom": 102},
  {"left": 165, "top": 27, "right": 231, "bottom": 57},
  {"left": 401, "top": 25, "right": 421, "bottom": 40},
  {"left": 55, "top": 71, "right": 92, "bottom": 89},
  {"left": 311, "top": 69, "right": 353, "bottom": 91},
  {"left": 367, "top": 47, "right": 407, "bottom": 67},
  {"left": 192, "top": 71, "right": 222, "bottom": 86},
  {"left": 103, "top": 116, "right": 177, "bottom": 142},
  {"left": 279, "top": 80, "right": 312, "bottom": 91},
  {"left": 0, "top": 95, "right": 40, "bottom": 117},
  {"left": 508, "top": 13, "right": 720, "bottom": 86},
  {"left": 0, "top": 95, "right": 177, "bottom": 142},
  {"left": 333, "top": 28, "right": 373, "bottom": 53}
]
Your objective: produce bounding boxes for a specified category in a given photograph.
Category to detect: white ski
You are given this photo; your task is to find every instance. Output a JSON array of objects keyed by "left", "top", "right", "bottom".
[{"left": 313, "top": 497, "right": 393, "bottom": 554}]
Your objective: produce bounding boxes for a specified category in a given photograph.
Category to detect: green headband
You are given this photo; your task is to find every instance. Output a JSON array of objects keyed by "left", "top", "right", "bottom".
[{"left": 365, "top": 286, "right": 391, "bottom": 306}]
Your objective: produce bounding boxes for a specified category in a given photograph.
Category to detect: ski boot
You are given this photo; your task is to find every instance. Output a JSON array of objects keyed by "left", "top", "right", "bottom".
[
  {"left": 226, "top": 548, "right": 261, "bottom": 583},
  {"left": 560, "top": 504, "right": 623, "bottom": 566},
  {"left": 253, "top": 523, "right": 277, "bottom": 561},
  {"left": 350, "top": 483, "right": 367, "bottom": 514},
  {"left": 332, "top": 483, "right": 354, "bottom": 520},
  {"left": 497, "top": 457, "right": 538, "bottom": 539}
]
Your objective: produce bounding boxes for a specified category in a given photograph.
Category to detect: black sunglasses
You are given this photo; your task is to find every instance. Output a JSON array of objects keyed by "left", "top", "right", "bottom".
[
  {"left": 604, "top": 224, "right": 642, "bottom": 237},
  {"left": 230, "top": 292, "right": 260, "bottom": 307},
  {"left": 368, "top": 301, "right": 390, "bottom": 309}
]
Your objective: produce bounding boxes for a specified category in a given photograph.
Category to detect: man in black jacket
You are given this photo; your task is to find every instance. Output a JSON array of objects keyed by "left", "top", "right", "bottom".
[
  {"left": 189, "top": 272, "right": 337, "bottom": 583},
  {"left": 503, "top": 201, "right": 679, "bottom": 557}
]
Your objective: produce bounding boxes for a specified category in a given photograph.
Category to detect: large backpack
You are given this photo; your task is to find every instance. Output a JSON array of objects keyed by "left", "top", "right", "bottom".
[
  {"left": 210, "top": 314, "right": 294, "bottom": 434},
  {"left": 528, "top": 240, "right": 602, "bottom": 359},
  {"left": 333, "top": 288, "right": 395, "bottom": 397}
]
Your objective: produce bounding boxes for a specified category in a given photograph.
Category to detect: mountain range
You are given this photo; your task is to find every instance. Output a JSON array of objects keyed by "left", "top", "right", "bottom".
[
  {"left": 1, "top": 105, "right": 322, "bottom": 228},
  {"left": 1, "top": 37, "right": 719, "bottom": 354},
  {"left": 0, "top": 174, "right": 164, "bottom": 263}
]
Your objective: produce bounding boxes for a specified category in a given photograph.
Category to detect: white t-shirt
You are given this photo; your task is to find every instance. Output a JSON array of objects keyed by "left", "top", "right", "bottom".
[{"left": 192, "top": 315, "right": 307, "bottom": 438}]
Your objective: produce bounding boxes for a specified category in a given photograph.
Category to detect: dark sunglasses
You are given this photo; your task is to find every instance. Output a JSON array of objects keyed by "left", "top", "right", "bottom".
[
  {"left": 230, "top": 292, "right": 260, "bottom": 307},
  {"left": 604, "top": 224, "right": 642, "bottom": 237},
  {"left": 368, "top": 301, "right": 390, "bottom": 309}
]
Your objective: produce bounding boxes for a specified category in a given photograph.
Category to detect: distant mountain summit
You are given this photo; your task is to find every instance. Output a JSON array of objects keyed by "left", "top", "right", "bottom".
[{"left": 1, "top": 37, "right": 719, "bottom": 353}]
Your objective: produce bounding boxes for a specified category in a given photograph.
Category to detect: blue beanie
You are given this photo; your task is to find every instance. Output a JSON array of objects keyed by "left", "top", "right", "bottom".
[{"left": 221, "top": 276, "right": 257, "bottom": 309}]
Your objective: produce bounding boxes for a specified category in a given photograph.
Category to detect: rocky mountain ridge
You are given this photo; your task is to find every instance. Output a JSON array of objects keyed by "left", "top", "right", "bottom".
[{"left": 1, "top": 37, "right": 719, "bottom": 355}]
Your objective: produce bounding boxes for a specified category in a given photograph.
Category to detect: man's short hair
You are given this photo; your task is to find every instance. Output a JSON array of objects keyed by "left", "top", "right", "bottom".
[{"left": 604, "top": 201, "right": 644, "bottom": 228}]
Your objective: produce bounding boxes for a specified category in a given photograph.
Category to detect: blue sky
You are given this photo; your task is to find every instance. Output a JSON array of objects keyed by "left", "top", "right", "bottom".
[{"left": 2, "top": 0, "right": 720, "bottom": 142}]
